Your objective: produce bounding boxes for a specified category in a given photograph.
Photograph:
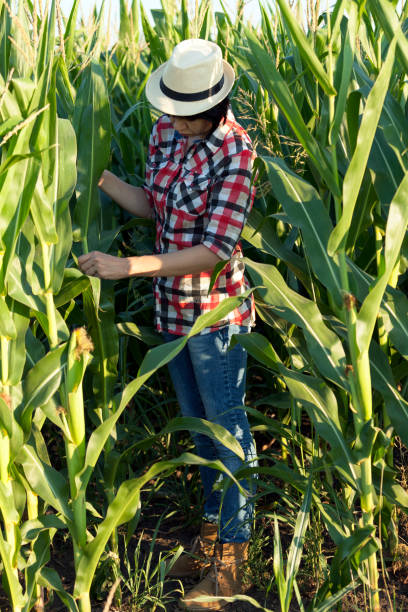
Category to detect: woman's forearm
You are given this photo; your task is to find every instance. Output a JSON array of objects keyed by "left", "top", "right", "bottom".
[
  {"left": 98, "top": 170, "right": 153, "bottom": 218},
  {"left": 78, "top": 245, "right": 222, "bottom": 280},
  {"left": 128, "top": 245, "right": 221, "bottom": 277}
]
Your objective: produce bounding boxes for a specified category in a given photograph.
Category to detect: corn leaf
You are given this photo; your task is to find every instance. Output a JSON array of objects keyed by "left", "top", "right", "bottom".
[
  {"left": 0, "top": 533, "right": 25, "bottom": 607},
  {"left": 0, "top": 4, "right": 11, "bottom": 78},
  {"left": 82, "top": 284, "right": 119, "bottom": 413},
  {"left": 74, "top": 452, "right": 244, "bottom": 598},
  {"left": 245, "top": 260, "right": 347, "bottom": 390},
  {"left": 75, "top": 292, "right": 252, "bottom": 496},
  {"left": 18, "top": 344, "right": 67, "bottom": 435},
  {"left": 38, "top": 567, "right": 79, "bottom": 612},
  {"left": 242, "top": 208, "right": 310, "bottom": 288},
  {"left": 244, "top": 29, "right": 340, "bottom": 197},
  {"left": 277, "top": 365, "right": 358, "bottom": 485},
  {"left": 331, "top": 2, "right": 357, "bottom": 145},
  {"left": 356, "top": 168, "right": 408, "bottom": 355},
  {"left": 64, "top": 0, "right": 81, "bottom": 65},
  {"left": 7, "top": 298, "right": 30, "bottom": 387},
  {"left": 328, "top": 37, "right": 397, "bottom": 255},
  {"left": 275, "top": 0, "right": 336, "bottom": 95},
  {"left": 368, "top": 0, "right": 408, "bottom": 72},
  {"left": 72, "top": 61, "right": 111, "bottom": 253},
  {"left": 262, "top": 157, "right": 343, "bottom": 305},
  {"left": 285, "top": 474, "right": 313, "bottom": 611},
  {"left": 17, "top": 443, "right": 72, "bottom": 520}
]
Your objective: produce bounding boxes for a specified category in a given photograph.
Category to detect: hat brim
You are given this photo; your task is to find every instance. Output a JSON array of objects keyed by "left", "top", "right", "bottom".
[{"left": 145, "top": 60, "right": 235, "bottom": 116}]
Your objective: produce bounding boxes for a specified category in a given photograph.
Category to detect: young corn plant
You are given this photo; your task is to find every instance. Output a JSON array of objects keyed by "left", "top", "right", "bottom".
[{"left": 238, "top": 0, "right": 408, "bottom": 608}]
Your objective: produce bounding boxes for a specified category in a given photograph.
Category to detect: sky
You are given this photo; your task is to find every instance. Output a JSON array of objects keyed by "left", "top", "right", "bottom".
[{"left": 59, "top": 0, "right": 263, "bottom": 32}]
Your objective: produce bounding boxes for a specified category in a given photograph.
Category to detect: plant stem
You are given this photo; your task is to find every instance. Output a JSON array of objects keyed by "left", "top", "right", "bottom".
[
  {"left": 1, "top": 336, "right": 9, "bottom": 388},
  {"left": 27, "top": 490, "right": 45, "bottom": 611},
  {"left": 78, "top": 592, "right": 91, "bottom": 612},
  {"left": 0, "top": 429, "right": 10, "bottom": 485},
  {"left": 42, "top": 243, "right": 58, "bottom": 348},
  {"left": 45, "top": 291, "right": 58, "bottom": 349}
]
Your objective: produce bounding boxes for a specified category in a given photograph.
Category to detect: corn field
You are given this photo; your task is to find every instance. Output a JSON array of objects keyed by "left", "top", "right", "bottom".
[{"left": 1, "top": 0, "right": 408, "bottom": 610}]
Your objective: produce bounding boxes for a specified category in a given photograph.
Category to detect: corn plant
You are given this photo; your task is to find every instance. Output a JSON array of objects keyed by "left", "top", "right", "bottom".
[{"left": 233, "top": 0, "right": 408, "bottom": 608}]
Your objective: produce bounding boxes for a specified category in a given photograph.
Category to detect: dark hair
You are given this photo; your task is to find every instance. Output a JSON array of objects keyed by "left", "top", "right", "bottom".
[{"left": 182, "top": 96, "right": 230, "bottom": 134}]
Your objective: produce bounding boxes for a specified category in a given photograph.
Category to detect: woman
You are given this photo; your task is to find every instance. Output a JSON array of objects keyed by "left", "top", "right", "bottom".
[{"left": 78, "top": 38, "right": 257, "bottom": 611}]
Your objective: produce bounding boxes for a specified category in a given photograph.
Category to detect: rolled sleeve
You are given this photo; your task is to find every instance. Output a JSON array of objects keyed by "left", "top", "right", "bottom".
[
  {"left": 142, "top": 121, "right": 160, "bottom": 211},
  {"left": 202, "top": 150, "right": 255, "bottom": 260}
]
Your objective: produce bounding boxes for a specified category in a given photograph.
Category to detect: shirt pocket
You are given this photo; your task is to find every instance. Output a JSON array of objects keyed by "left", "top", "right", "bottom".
[{"left": 175, "top": 173, "right": 212, "bottom": 218}]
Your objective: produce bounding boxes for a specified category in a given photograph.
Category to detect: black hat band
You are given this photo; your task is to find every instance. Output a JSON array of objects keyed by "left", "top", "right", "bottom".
[{"left": 159, "top": 74, "right": 224, "bottom": 102}]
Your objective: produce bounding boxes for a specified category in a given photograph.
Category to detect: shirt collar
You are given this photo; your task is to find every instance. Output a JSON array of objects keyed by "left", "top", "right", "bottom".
[{"left": 168, "top": 109, "right": 235, "bottom": 156}]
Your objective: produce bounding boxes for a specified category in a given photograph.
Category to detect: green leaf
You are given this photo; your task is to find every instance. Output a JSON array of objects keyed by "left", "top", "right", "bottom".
[
  {"left": 116, "top": 322, "right": 162, "bottom": 346},
  {"left": 262, "top": 157, "right": 342, "bottom": 305},
  {"left": 328, "top": 36, "right": 397, "bottom": 254},
  {"left": 241, "top": 208, "right": 309, "bottom": 288},
  {"left": 285, "top": 474, "right": 313, "bottom": 611},
  {"left": 0, "top": 154, "right": 41, "bottom": 293},
  {"left": 73, "top": 61, "right": 111, "bottom": 253},
  {"left": 23, "top": 530, "right": 52, "bottom": 612},
  {"left": 75, "top": 294, "right": 251, "bottom": 496},
  {"left": 0, "top": 533, "right": 26, "bottom": 608},
  {"left": 38, "top": 567, "right": 79, "bottom": 612},
  {"left": 368, "top": 338, "right": 408, "bottom": 449},
  {"left": 36, "top": 0, "right": 56, "bottom": 80},
  {"left": 331, "top": 3, "right": 357, "bottom": 145},
  {"left": 312, "top": 583, "right": 358, "bottom": 612},
  {"left": 0, "top": 4, "right": 11, "bottom": 78},
  {"left": 275, "top": 0, "right": 336, "bottom": 95},
  {"left": 230, "top": 332, "right": 280, "bottom": 372},
  {"left": 277, "top": 365, "right": 358, "bottom": 485},
  {"left": 0, "top": 482, "right": 20, "bottom": 525},
  {"left": 245, "top": 259, "right": 347, "bottom": 389},
  {"left": 375, "top": 468, "right": 408, "bottom": 510},
  {"left": 54, "top": 269, "right": 90, "bottom": 308},
  {"left": 273, "top": 516, "right": 286, "bottom": 605},
  {"left": 368, "top": 0, "right": 408, "bottom": 73},
  {"left": 356, "top": 167, "right": 408, "bottom": 355},
  {"left": 21, "top": 515, "right": 68, "bottom": 542},
  {"left": 19, "top": 344, "right": 67, "bottom": 435},
  {"left": 348, "top": 260, "right": 408, "bottom": 359},
  {"left": 0, "top": 294, "right": 17, "bottom": 339},
  {"left": 334, "top": 525, "right": 378, "bottom": 567},
  {"left": 133, "top": 416, "right": 245, "bottom": 459},
  {"left": 64, "top": 0, "right": 81, "bottom": 65},
  {"left": 244, "top": 29, "right": 339, "bottom": 197},
  {"left": 83, "top": 284, "right": 118, "bottom": 413},
  {"left": 7, "top": 298, "right": 30, "bottom": 386},
  {"left": 50, "top": 118, "right": 77, "bottom": 295},
  {"left": 74, "top": 452, "right": 244, "bottom": 597},
  {"left": 17, "top": 443, "right": 72, "bottom": 520}
]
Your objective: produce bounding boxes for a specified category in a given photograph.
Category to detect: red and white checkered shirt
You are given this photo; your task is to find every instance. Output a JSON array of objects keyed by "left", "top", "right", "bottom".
[{"left": 143, "top": 111, "right": 255, "bottom": 336}]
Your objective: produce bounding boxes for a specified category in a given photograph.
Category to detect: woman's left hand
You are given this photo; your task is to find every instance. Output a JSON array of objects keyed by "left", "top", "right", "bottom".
[{"left": 78, "top": 251, "right": 130, "bottom": 280}]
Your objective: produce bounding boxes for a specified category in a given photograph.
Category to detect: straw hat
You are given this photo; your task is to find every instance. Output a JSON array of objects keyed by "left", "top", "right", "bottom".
[{"left": 145, "top": 39, "right": 235, "bottom": 116}]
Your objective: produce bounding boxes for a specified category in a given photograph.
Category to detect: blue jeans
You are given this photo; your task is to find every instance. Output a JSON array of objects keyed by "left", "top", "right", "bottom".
[{"left": 163, "top": 325, "right": 256, "bottom": 543}]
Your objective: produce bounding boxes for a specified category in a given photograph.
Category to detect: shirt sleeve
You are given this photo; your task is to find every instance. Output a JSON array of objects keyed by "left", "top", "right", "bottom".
[
  {"left": 142, "top": 120, "right": 159, "bottom": 208},
  {"left": 202, "top": 149, "right": 255, "bottom": 260}
]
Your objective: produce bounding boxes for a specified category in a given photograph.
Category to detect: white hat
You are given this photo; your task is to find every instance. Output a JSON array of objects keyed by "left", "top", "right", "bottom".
[{"left": 145, "top": 39, "right": 235, "bottom": 116}]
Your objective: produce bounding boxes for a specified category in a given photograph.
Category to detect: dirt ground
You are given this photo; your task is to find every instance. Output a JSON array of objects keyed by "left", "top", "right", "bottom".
[{"left": 1, "top": 504, "right": 408, "bottom": 611}]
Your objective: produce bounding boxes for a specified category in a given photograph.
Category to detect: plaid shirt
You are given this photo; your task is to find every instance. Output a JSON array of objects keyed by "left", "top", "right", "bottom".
[{"left": 143, "top": 111, "right": 255, "bottom": 335}]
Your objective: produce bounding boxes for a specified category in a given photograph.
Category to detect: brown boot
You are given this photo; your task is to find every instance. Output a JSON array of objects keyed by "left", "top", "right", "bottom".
[
  {"left": 179, "top": 541, "right": 249, "bottom": 610},
  {"left": 168, "top": 522, "right": 218, "bottom": 578}
]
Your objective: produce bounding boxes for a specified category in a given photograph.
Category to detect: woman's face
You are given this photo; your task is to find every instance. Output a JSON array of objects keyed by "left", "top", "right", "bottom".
[{"left": 169, "top": 115, "right": 212, "bottom": 138}]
